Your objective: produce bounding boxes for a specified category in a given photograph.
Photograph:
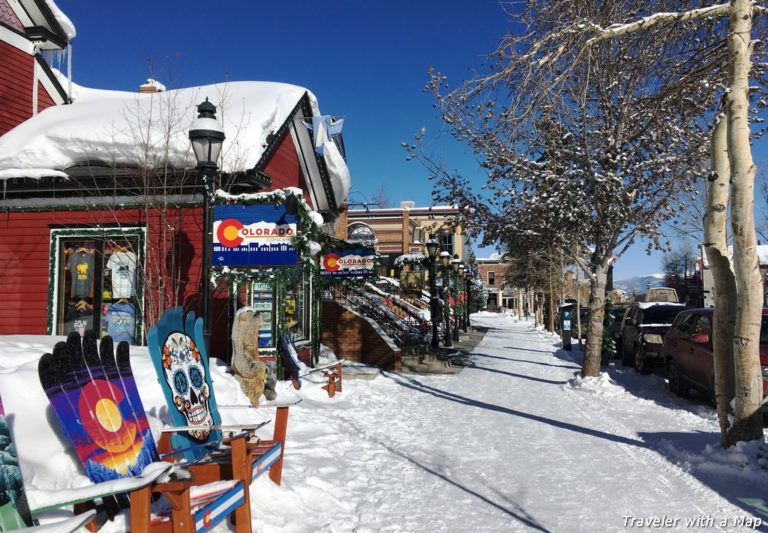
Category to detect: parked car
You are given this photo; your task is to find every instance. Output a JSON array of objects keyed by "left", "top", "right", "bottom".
[
  {"left": 663, "top": 308, "right": 768, "bottom": 401},
  {"left": 605, "top": 304, "right": 630, "bottom": 351},
  {"left": 619, "top": 302, "right": 690, "bottom": 373}
]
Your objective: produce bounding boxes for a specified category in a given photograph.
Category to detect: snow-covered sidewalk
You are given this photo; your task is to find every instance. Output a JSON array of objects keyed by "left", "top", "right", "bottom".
[
  {"left": 253, "top": 312, "right": 768, "bottom": 532},
  {"left": 6, "top": 312, "right": 768, "bottom": 531}
]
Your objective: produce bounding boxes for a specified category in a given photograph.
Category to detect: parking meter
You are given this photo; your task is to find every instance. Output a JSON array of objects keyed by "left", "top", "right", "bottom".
[{"left": 560, "top": 304, "right": 573, "bottom": 351}]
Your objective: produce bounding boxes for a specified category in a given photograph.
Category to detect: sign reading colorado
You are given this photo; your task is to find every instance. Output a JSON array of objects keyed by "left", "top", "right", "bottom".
[
  {"left": 321, "top": 248, "right": 375, "bottom": 277},
  {"left": 212, "top": 204, "right": 298, "bottom": 266}
]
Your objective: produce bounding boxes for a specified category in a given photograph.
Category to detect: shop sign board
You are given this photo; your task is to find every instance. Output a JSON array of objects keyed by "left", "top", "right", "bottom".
[
  {"left": 321, "top": 248, "right": 375, "bottom": 277},
  {"left": 213, "top": 204, "right": 298, "bottom": 266}
]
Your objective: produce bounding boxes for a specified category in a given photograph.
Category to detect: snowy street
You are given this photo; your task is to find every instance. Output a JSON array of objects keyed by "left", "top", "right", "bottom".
[{"left": 253, "top": 312, "right": 768, "bottom": 532}]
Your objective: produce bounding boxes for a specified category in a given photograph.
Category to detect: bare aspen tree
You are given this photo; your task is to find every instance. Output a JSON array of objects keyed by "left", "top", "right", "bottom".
[{"left": 411, "top": 1, "right": 713, "bottom": 379}]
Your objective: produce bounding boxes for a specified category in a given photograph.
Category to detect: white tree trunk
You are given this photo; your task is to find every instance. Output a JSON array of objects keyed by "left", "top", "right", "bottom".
[
  {"left": 726, "top": 0, "right": 763, "bottom": 443},
  {"left": 705, "top": 114, "right": 737, "bottom": 439}
]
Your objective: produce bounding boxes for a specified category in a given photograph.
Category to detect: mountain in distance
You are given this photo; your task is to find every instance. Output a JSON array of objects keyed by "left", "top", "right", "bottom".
[{"left": 612, "top": 273, "right": 666, "bottom": 296}]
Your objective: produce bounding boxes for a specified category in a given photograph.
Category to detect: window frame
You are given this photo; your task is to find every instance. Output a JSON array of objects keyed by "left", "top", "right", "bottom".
[{"left": 48, "top": 226, "right": 146, "bottom": 341}]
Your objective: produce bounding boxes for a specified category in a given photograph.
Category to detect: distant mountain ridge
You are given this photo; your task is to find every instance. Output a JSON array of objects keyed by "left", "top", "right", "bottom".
[{"left": 613, "top": 273, "right": 666, "bottom": 295}]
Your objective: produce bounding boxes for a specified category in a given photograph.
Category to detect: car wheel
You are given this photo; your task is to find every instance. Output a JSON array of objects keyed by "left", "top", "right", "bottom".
[
  {"left": 635, "top": 346, "right": 650, "bottom": 374},
  {"left": 667, "top": 360, "right": 689, "bottom": 397},
  {"left": 620, "top": 339, "right": 634, "bottom": 367}
]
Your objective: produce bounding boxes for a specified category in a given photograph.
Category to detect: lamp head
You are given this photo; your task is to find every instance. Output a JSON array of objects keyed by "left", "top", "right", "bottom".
[
  {"left": 189, "top": 98, "right": 225, "bottom": 173},
  {"left": 425, "top": 238, "right": 439, "bottom": 259},
  {"left": 451, "top": 254, "right": 460, "bottom": 272}
]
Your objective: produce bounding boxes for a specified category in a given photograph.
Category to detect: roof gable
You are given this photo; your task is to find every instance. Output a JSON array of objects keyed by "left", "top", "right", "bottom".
[
  {"left": 15, "top": 0, "right": 74, "bottom": 48},
  {"left": 0, "top": 0, "right": 24, "bottom": 33}
]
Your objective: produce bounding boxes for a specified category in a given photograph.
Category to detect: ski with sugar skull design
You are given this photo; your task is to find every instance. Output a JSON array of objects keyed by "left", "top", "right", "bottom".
[{"left": 147, "top": 307, "right": 223, "bottom": 462}]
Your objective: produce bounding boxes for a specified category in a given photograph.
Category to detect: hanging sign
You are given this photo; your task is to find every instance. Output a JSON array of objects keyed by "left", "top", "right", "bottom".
[
  {"left": 212, "top": 204, "right": 298, "bottom": 266},
  {"left": 321, "top": 248, "right": 375, "bottom": 277}
]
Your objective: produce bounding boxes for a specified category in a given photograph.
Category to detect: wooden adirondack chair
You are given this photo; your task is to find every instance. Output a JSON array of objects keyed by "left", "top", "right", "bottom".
[
  {"left": 0, "top": 395, "right": 98, "bottom": 532},
  {"left": 147, "top": 308, "right": 290, "bottom": 488},
  {"left": 37, "top": 331, "right": 252, "bottom": 532}
]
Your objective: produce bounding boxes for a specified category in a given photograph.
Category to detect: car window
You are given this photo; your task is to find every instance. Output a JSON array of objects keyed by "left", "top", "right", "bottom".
[
  {"left": 642, "top": 306, "right": 683, "bottom": 325},
  {"left": 692, "top": 316, "right": 711, "bottom": 336},
  {"left": 671, "top": 313, "right": 690, "bottom": 333}
]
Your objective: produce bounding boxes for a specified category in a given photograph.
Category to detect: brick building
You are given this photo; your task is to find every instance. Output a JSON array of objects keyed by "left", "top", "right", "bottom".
[{"left": 347, "top": 201, "right": 469, "bottom": 276}]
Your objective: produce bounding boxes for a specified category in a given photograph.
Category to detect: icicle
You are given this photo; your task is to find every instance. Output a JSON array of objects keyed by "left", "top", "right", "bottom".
[{"left": 67, "top": 42, "right": 72, "bottom": 103}]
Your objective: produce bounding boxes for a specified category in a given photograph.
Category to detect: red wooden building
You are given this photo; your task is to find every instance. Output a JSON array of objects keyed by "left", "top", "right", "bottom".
[
  {"left": 0, "top": 77, "right": 350, "bottom": 359},
  {"left": 0, "top": 0, "right": 72, "bottom": 135}
]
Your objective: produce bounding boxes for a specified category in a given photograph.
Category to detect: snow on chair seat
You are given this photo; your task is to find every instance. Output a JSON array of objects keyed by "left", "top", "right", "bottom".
[{"left": 37, "top": 331, "right": 252, "bottom": 532}]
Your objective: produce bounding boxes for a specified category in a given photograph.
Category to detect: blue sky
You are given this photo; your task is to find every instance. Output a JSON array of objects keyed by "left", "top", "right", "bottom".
[{"left": 55, "top": 0, "right": 665, "bottom": 279}]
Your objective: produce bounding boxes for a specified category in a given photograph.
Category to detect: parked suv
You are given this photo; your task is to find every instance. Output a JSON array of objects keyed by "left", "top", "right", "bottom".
[
  {"left": 620, "top": 302, "right": 690, "bottom": 373},
  {"left": 663, "top": 308, "right": 768, "bottom": 401}
]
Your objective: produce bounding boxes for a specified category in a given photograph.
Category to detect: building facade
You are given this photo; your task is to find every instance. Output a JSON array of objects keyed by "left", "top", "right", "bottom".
[
  {"left": 347, "top": 201, "right": 469, "bottom": 276},
  {"left": 0, "top": 70, "right": 350, "bottom": 362},
  {"left": 476, "top": 256, "right": 514, "bottom": 310}
]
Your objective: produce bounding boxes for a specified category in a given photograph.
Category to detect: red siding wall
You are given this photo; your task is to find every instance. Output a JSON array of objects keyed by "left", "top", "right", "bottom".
[
  {"left": 0, "top": 41, "right": 58, "bottom": 135},
  {"left": 0, "top": 207, "right": 206, "bottom": 337},
  {"left": 262, "top": 131, "right": 313, "bottom": 207}
]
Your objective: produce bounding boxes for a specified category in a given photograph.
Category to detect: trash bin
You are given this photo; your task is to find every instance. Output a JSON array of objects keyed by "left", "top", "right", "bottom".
[{"left": 559, "top": 302, "right": 574, "bottom": 351}]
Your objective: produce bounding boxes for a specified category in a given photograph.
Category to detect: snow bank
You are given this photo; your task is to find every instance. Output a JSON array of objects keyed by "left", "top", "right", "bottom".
[{"left": 565, "top": 372, "right": 627, "bottom": 397}]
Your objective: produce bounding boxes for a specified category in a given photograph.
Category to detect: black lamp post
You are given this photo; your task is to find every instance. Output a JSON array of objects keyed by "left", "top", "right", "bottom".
[
  {"left": 451, "top": 255, "right": 461, "bottom": 341},
  {"left": 189, "top": 98, "right": 225, "bottom": 354},
  {"left": 458, "top": 263, "right": 467, "bottom": 332},
  {"left": 425, "top": 238, "right": 440, "bottom": 350},
  {"left": 440, "top": 251, "right": 452, "bottom": 347},
  {"left": 464, "top": 267, "right": 472, "bottom": 329}
]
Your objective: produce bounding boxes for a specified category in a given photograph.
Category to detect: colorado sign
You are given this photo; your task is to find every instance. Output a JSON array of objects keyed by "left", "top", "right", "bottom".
[
  {"left": 321, "top": 248, "right": 375, "bottom": 277},
  {"left": 212, "top": 204, "right": 298, "bottom": 266}
]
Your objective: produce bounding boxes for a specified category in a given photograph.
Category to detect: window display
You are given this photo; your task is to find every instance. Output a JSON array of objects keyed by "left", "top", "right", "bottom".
[
  {"left": 106, "top": 248, "right": 137, "bottom": 298},
  {"left": 55, "top": 234, "right": 142, "bottom": 344},
  {"left": 285, "top": 276, "right": 308, "bottom": 340}
]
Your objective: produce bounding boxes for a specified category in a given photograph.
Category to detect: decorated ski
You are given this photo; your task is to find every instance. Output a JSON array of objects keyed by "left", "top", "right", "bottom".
[
  {"left": 0, "top": 396, "right": 32, "bottom": 530},
  {"left": 39, "top": 333, "right": 156, "bottom": 483},
  {"left": 147, "top": 307, "right": 223, "bottom": 462}
]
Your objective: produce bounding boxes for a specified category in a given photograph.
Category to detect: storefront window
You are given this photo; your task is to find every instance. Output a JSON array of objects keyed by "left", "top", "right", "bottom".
[
  {"left": 52, "top": 230, "right": 143, "bottom": 344},
  {"left": 285, "top": 273, "right": 310, "bottom": 340}
]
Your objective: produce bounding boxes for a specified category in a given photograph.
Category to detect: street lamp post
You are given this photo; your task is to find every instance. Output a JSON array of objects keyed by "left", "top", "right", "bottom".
[
  {"left": 458, "top": 263, "right": 467, "bottom": 332},
  {"left": 464, "top": 267, "right": 472, "bottom": 329},
  {"left": 189, "top": 98, "right": 225, "bottom": 354},
  {"left": 425, "top": 238, "right": 441, "bottom": 350},
  {"left": 440, "top": 251, "right": 452, "bottom": 348},
  {"left": 451, "top": 255, "right": 461, "bottom": 341}
]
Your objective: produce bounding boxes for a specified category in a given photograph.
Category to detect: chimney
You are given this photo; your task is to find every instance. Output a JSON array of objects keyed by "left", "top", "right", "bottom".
[{"left": 139, "top": 78, "right": 165, "bottom": 93}]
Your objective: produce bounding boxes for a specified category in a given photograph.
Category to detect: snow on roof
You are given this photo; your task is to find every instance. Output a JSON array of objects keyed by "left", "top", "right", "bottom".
[
  {"left": 45, "top": 0, "right": 75, "bottom": 39},
  {"left": 637, "top": 301, "right": 685, "bottom": 309},
  {"left": 0, "top": 77, "right": 350, "bottom": 207},
  {"left": 0, "top": 79, "right": 305, "bottom": 174},
  {"left": 393, "top": 253, "right": 426, "bottom": 266}
]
